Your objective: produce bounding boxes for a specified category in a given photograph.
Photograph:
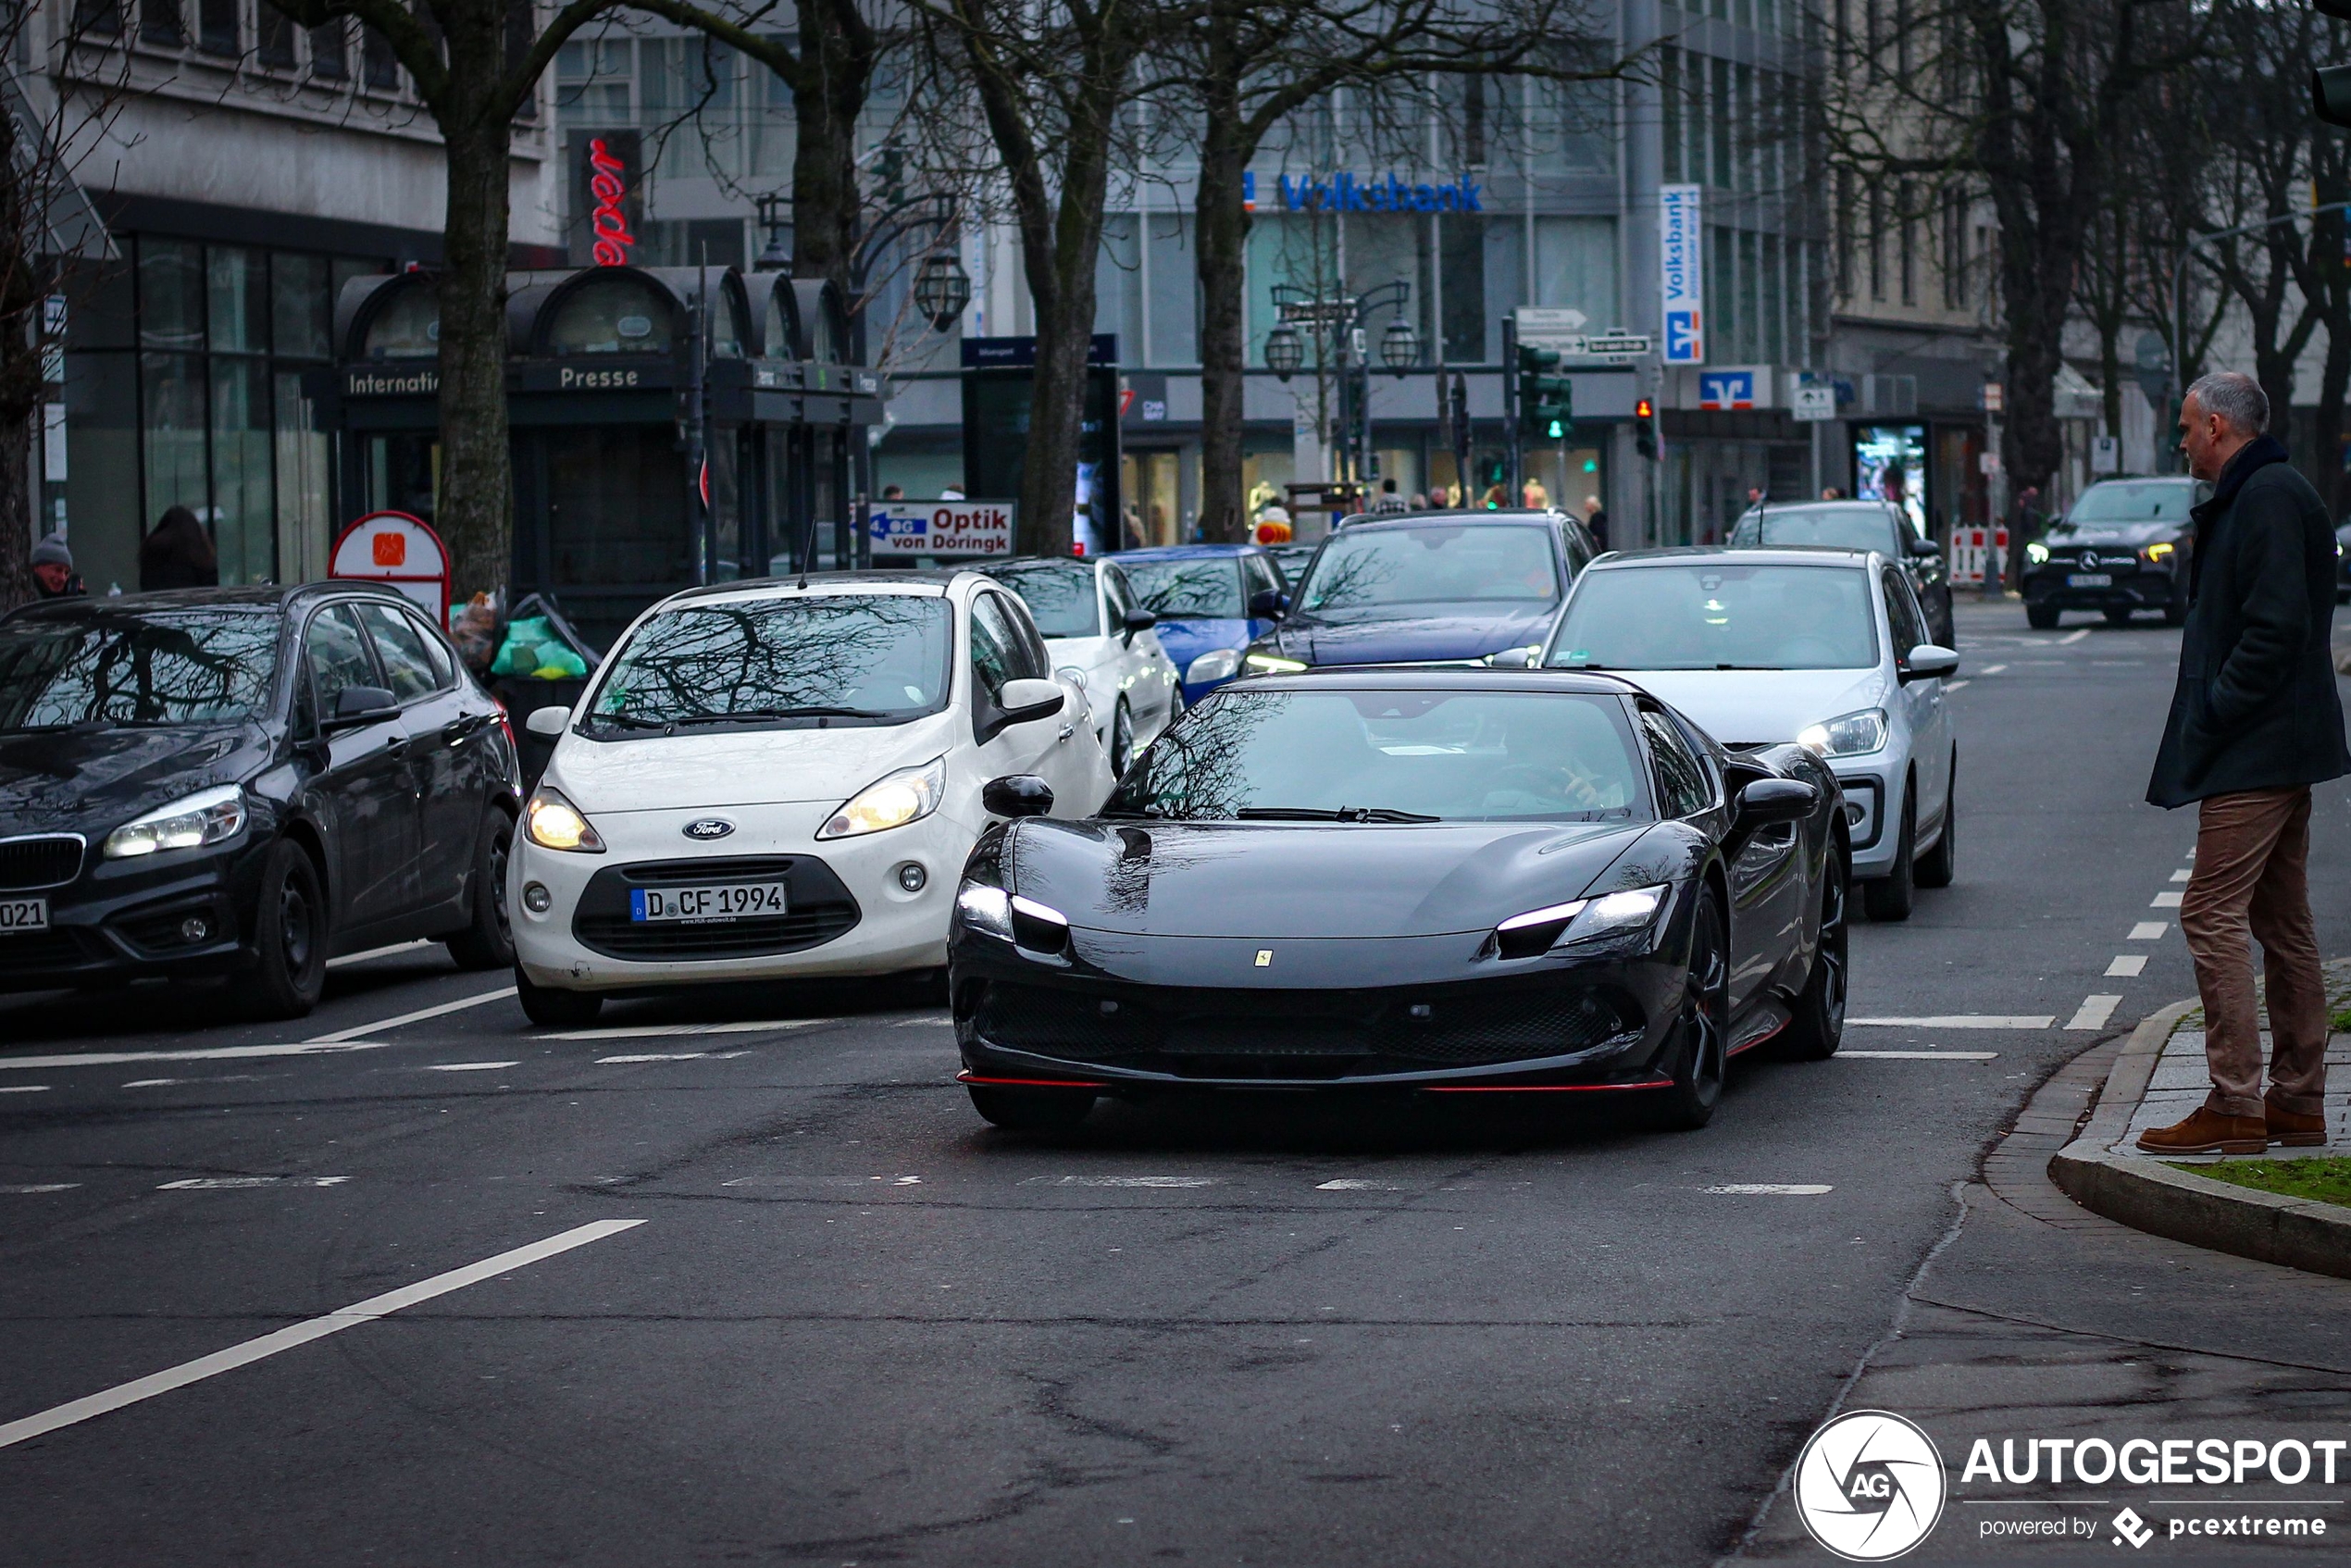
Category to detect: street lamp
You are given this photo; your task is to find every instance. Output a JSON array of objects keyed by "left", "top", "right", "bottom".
[
  {"left": 1264, "top": 322, "right": 1305, "bottom": 380},
  {"left": 1379, "top": 317, "right": 1419, "bottom": 374},
  {"left": 753, "top": 193, "right": 792, "bottom": 271},
  {"left": 913, "top": 249, "right": 972, "bottom": 332}
]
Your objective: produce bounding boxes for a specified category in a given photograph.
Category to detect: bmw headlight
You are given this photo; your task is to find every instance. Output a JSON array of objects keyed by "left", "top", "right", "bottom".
[
  {"left": 1493, "top": 884, "right": 1668, "bottom": 958},
  {"left": 819, "top": 755, "right": 946, "bottom": 840},
  {"left": 102, "top": 784, "right": 247, "bottom": 859},
  {"left": 1243, "top": 649, "right": 1309, "bottom": 674},
  {"left": 1796, "top": 708, "right": 1889, "bottom": 758},
  {"left": 1187, "top": 648, "right": 1241, "bottom": 685},
  {"left": 2025, "top": 541, "right": 2049, "bottom": 564},
  {"left": 524, "top": 785, "right": 605, "bottom": 852}
]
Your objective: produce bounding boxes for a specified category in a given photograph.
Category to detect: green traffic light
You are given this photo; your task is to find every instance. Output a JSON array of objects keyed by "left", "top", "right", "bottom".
[{"left": 1547, "top": 419, "right": 1565, "bottom": 439}]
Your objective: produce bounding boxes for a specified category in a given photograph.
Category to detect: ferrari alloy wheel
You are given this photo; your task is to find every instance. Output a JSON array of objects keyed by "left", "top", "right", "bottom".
[
  {"left": 1785, "top": 854, "right": 1847, "bottom": 1061},
  {"left": 1658, "top": 886, "right": 1728, "bottom": 1130},
  {"left": 969, "top": 1085, "right": 1096, "bottom": 1134}
]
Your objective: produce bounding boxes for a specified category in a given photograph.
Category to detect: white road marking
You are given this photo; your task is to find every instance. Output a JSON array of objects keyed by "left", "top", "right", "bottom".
[
  {"left": 541, "top": 1018, "right": 831, "bottom": 1041},
  {"left": 891, "top": 1016, "right": 952, "bottom": 1027},
  {"left": 120, "top": 1079, "right": 186, "bottom": 1089},
  {"left": 424, "top": 1062, "right": 518, "bottom": 1073},
  {"left": 2058, "top": 628, "right": 2090, "bottom": 645},
  {"left": 2151, "top": 890, "right": 2183, "bottom": 908},
  {"left": 1315, "top": 1179, "right": 1399, "bottom": 1190},
  {"left": 2106, "top": 954, "right": 2148, "bottom": 977},
  {"left": 2169, "top": 869, "right": 2192, "bottom": 883},
  {"left": 1847, "top": 1015, "right": 2053, "bottom": 1029},
  {"left": 2065, "top": 995, "right": 2123, "bottom": 1031},
  {"left": 1020, "top": 1175, "right": 1221, "bottom": 1188},
  {"left": 326, "top": 939, "right": 435, "bottom": 969},
  {"left": 156, "top": 1176, "right": 350, "bottom": 1189},
  {"left": 1945, "top": 679, "right": 1971, "bottom": 691},
  {"left": 0, "top": 1218, "right": 642, "bottom": 1451},
  {"left": 2129, "top": 922, "right": 2168, "bottom": 940},
  {"left": 1704, "top": 1184, "right": 1833, "bottom": 1195},
  {"left": 1840, "top": 1051, "right": 1998, "bottom": 1061},
  {"left": 0, "top": 1085, "right": 50, "bottom": 1094},
  {"left": 592, "top": 1051, "right": 756, "bottom": 1064},
  {"left": 0, "top": 1040, "right": 387, "bottom": 1074},
  {"left": 0, "top": 1184, "right": 79, "bottom": 1194},
  {"left": 305, "top": 987, "right": 516, "bottom": 1044},
  {"left": 1981, "top": 664, "right": 2008, "bottom": 675}
]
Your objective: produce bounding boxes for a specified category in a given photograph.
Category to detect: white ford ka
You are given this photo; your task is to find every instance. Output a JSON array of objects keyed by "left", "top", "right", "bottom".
[{"left": 507, "top": 571, "right": 1114, "bottom": 1026}]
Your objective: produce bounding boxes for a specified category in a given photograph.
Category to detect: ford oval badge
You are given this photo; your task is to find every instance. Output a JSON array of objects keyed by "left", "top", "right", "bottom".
[{"left": 683, "top": 817, "right": 735, "bottom": 840}]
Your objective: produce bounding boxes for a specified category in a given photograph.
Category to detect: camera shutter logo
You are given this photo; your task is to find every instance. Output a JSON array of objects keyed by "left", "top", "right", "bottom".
[{"left": 1792, "top": 1410, "right": 1947, "bottom": 1561}]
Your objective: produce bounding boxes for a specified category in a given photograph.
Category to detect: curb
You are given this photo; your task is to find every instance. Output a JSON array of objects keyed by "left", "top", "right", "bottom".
[{"left": 2047, "top": 998, "right": 2351, "bottom": 1280}]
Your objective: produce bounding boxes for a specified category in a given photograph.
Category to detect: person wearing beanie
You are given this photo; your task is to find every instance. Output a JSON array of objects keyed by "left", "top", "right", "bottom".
[{"left": 31, "top": 533, "right": 84, "bottom": 599}]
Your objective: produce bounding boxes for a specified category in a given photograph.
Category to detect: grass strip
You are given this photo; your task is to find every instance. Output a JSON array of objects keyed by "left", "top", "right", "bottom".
[{"left": 2171, "top": 1156, "right": 2351, "bottom": 1210}]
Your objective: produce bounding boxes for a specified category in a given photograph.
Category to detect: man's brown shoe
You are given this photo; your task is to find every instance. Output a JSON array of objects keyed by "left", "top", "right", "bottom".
[
  {"left": 2266, "top": 1103, "right": 2328, "bottom": 1149},
  {"left": 2136, "top": 1106, "right": 2269, "bottom": 1155}
]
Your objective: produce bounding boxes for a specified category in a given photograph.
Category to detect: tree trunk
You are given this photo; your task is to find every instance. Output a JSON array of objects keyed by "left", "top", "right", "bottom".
[
  {"left": 790, "top": 0, "right": 870, "bottom": 293},
  {"left": 0, "top": 406, "right": 33, "bottom": 611},
  {"left": 437, "top": 121, "right": 516, "bottom": 604},
  {"left": 1194, "top": 103, "right": 1250, "bottom": 545}
]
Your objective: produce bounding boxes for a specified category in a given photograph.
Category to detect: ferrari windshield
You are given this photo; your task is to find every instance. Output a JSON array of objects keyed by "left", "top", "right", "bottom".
[
  {"left": 974, "top": 562, "right": 1097, "bottom": 639},
  {"left": 1298, "top": 524, "right": 1559, "bottom": 611},
  {"left": 1730, "top": 506, "right": 1905, "bottom": 554},
  {"left": 0, "top": 607, "right": 280, "bottom": 731},
  {"left": 1105, "top": 689, "right": 1647, "bottom": 822},
  {"left": 1548, "top": 563, "right": 1879, "bottom": 671},
  {"left": 587, "top": 594, "right": 951, "bottom": 731}
]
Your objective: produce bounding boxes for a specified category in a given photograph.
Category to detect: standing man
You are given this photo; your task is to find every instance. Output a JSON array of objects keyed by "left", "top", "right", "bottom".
[
  {"left": 2139, "top": 372, "right": 2351, "bottom": 1155},
  {"left": 2006, "top": 485, "right": 2046, "bottom": 595},
  {"left": 1582, "top": 494, "right": 1610, "bottom": 552}
]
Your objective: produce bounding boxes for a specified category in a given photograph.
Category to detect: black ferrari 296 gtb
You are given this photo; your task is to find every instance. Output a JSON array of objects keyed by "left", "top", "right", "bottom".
[{"left": 947, "top": 668, "right": 1848, "bottom": 1132}]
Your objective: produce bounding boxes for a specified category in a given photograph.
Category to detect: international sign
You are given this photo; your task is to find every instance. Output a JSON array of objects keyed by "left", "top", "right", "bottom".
[
  {"left": 868, "top": 501, "right": 1014, "bottom": 557},
  {"left": 1659, "top": 184, "right": 1705, "bottom": 365}
]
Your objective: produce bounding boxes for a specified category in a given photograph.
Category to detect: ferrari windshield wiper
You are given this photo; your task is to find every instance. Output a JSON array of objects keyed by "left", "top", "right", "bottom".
[{"left": 1236, "top": 805, "right": 1440, "bottom": 823}]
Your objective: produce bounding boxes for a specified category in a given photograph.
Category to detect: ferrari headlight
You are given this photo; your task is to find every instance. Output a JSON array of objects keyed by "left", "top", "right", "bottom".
[
  {"left": 1187, "top": 648, "right": 1241, "bottom": 684},
  {"left": 819, "top": 756, "right": 946, "bottom": 840},
  {"left": 2025, "top": 541, "right": 2049, "bottom": 564},
  {"left": 1796, "top": 708, "right": 1888, "bottom": 758},
  {"left": 953, "top": 883, "right": 1069, "bottom": 952},
  {"left": 955, "top": 883, "right": 1015, "bottom": 941},
  {"left": 103, "top": 785, "right": 247, "bottom": 859},
  {"left": 524, "top": 785, "right": 605, "bottom": 852},
  {"left": 1493, "top": 884, "right": 1668, "bottom": 957},
  {"left": 2144, "top": 541, "right": 2174, "bottom": 561},
  {"left": 1243, "top": 650, "right": 1310, "bottom": 674}
]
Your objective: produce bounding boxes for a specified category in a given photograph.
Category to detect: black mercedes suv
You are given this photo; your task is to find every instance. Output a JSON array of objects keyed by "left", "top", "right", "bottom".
[{"left": 2021, "top": 477, "right": 2206, "bottom": 629}]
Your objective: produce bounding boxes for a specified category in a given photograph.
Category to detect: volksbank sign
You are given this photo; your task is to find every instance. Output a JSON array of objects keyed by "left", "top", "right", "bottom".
[{"left": 1240, "top": 169, "right": 1484, "bottom": 214}]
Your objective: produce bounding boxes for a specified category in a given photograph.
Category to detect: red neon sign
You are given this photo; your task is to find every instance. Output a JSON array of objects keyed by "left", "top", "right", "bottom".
[{"left": 589, "top": 138, "right": 635, "bottom": 266}]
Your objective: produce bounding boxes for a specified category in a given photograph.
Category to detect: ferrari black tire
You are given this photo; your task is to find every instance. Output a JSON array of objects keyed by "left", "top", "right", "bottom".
[
  {"left": 443, "top": 807, "right": 516, "bottom": 970},
  {"left": 1656, "top": 885, "right": 1728, "bottom": 1131},
  {"left": 516, "top": 968, "right": 602, "bottom": 1027},
  {"left": 1784, "top": 855, "right": 1847, "bottom": 1061},
  {"left": 1915, "top": 758, "right": 1956, "bottom": 890},
  {"left": 248, "top": 840, "right": 328, "bottom": 1020},
  {"left": 2026, "top": 602, "right": 2059, "bottom": 630},
  {"left": 2104, "top": 606, "right": 2135, "bottom": 627},
  {"left": 969, "top": 1085, "right": 1095, "bottom": 1133},
  {"left": 1863, "top": 787, "right": 1917, "bottom": 922}
]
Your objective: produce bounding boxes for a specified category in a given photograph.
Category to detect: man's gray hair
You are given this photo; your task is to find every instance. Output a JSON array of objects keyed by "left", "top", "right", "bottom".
[{"left": 2185, "top": 371, "right": 2268, "bottom": 435}]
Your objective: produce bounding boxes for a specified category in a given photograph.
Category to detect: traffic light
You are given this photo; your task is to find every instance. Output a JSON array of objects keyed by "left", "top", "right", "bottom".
[
  {"left": 1634, "top": 397, "right": 1660, "bottom": 460},
  {"left": 1517, "top": 344, "right": 1573, "bottom": 441},
  {"left": 2320, "top": 0, "right": 2351, "bottom": 125}
]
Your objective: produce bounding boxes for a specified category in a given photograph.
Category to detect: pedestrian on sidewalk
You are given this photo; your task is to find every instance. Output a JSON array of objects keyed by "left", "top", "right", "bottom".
[{"left": 2139, "top": 371, "right": 2351, "bottom": 1156}]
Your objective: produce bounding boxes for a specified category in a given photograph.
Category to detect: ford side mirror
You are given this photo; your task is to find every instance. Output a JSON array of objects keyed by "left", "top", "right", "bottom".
[
  {"left": 526, "top": 704, "right": 571, "bottom": 738},
  {"left": 997, "top": 677, "right": 1065, "bottom": 726},
  {"left": 982, "top": 774, "right": 1055, "bottom": 818},
  {"left": 1248, "top": 588, "right": 1289, "bottom": 620},
  {"left": 323, "top": 686, "right": 398, "bottom": 730},
  {"left": 1901, "top": 643, "right": 1960, "bottom": 682}
]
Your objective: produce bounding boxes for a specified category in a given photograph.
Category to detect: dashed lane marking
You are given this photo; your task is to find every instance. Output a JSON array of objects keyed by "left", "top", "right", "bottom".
[
  {"left": 2107, "top": 954, "right": 2148, "bottom": 977},
  {"left": 325, "top": 939, "right": 434, "bottom": 969},
  {"left": 0, "top": 1219, "right": 643, "bottom": 1451},
  {"left": 2065, "top": 995, "right": 2123, "bottom": 1031},
  {"left": 1945, "top": 679, "right": 1971, "bottom": 691},
  {"left": 424, "top": 1062, "right": 518, "bottom": 1073},
  {"left": 0, "top": 1040, "right": 387, "bottom": 1074},
  {"left": 156, "top": 1176, "right": 350, "bottom": 1190},
  {"left": 306, "top": 987, "right": 516, "bottom": 1044},
  {"left": 1315, "top": 1179, "right": 1403, "bottom": 1190},
  {"left": 2151, "top": 890, "right": 2184, "bottom": 908},
  {"left": 540, "top": 1019, "right": 833, "bottom": 1041},
  {"left": 1839, "top": 1051, "right": 1998, "bottom": 1060},
  {"left": 2170, "top": 869, "right": 2192, "bottom": 883},
  {"left": 1981, "top": 664, "right": 2008, "bottom": 675},
  {"left": 0, "top": 1184, "right": 79, "bottom": 1194},
  {"left": 2129, "top": 922, "right": 2168, "bottom": 940},
  {"left": 1704, "top": 1184, "right": 1833, "bottom": 1195},
  {"left": 2058, "top": 628, "right": 2091, "bottom": 645},
  {"left": 0, "top": 1085, "right": 50, "bottom": 1094},
  {"left": 1019, "top": 1176, "right": 1222, "bottom": 1188},
  {"left": 593, "top": 1051, "right": 751, "bottom": 1064},
  {"left": 1847, "top": 1015, "right": 2053, "bottom": 1029}
]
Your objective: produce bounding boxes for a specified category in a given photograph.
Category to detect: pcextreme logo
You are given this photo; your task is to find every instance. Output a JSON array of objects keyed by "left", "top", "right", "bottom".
[{"left": 1793, "top": 1410, "right": 1949, "bottom": 1562}]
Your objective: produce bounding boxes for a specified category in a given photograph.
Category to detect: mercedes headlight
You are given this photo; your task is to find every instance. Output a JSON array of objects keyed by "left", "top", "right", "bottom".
[
  {"left": 1187, "top": 648, "right": 1241, "bottom": 684},
  {"left": 1796, "top": 708, "right": 1889, "bottom": 758},
  {"left": 1243, "top": 649, "right": 1309, "bottom": 674},
  {"left": 2025, "top": 541, "right": 2049, "bottom": 564},
  {"left": 2144, "top": 541, "right": 2174, "bottom": 561},
  {"left": 819, "top": 755, "right": 946, "bottom": 840},
  {"left": 103, "top": 784, "right": 247, "bottom": 859},
  {"left": 524, "top": 785, "right": 605, "bottom": 852},
  {"left": 1493, "top": 885, "right": 1667, "bottom": 958}
]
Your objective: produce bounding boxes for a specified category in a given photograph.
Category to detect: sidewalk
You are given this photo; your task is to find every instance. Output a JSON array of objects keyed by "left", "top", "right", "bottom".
[{"left": 2047, "top": 960, "right": 2351, "bottom": 1279}]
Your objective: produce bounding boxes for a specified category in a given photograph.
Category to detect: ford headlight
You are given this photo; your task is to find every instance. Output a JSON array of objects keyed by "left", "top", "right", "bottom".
[
  {"left": 1187, "top": 648, "right": 1241, "bottom": 684},
  {"left": 2025, "top": 541, "right": 2049, "bottom": 564},
  {"left": 819, "top": 755, "right": 946, "bottom": 840},
  {"left": 1493, "top": 885, "right": 1667, "bottom": 958},
  {"left": 1797, "top": 708, "right": 1889, "bottom": 757},
  {"left": 103, "top": 784, "right": 247, "bottom": 859},
  {"left": 1243, "top": 649, "right": 1309, "bottom": 674},
  {"left": 524, "top": 785, "right": 605, "bottom": 852}
]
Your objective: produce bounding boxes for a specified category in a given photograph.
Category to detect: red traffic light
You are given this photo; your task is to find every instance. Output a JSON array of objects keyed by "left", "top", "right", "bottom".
[{"left": 1635, "top": 398, "right": 1654, "bottom": 418}]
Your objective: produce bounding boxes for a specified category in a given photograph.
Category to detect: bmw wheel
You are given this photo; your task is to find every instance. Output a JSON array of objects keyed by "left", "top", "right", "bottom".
[
  {"left": 249, "top": 840, "right": 328, "bottom": 1020},
  {"left": 443, "top": 806, "right": 516, "bottom": 970},
  {"left": 1656, "top": 884, "right": 1728, "bottom": 1130}
]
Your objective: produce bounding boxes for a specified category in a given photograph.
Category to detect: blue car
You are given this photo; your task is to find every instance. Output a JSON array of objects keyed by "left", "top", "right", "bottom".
[
  {"left": 1243, "top": 509, "right": 1597, "bottom": 674},
  {"left": 1116, "top": 544, "right": 1290, "bottom": 704}
]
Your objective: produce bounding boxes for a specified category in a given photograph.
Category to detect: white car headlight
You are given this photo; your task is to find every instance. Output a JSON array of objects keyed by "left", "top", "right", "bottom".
[
  {"left": 1187, "top": 648, "right": 1241, "bottom": 684},
  {"left": 103, "top": 784, "right": 247, "bottom": 859},
  {"left": 954, "top": 883, "right": 1070, "bottom": 951},
  {"left": 1493, "top": 885, "right": 1667, "bottom": 957},
  {"left": 819, "top": 755, "right": 946, "bottom": 840},
  {"left": 524, "top": 785, "right": 605, "bottom": 852},
  {"left": 1242, "top": 650, "right": 1309, "bottom": 674},
  {"left": 955, "top": 883, "right": 1015, "bottom": 940},
  {"left": 2025, "top": 541, "right": 2049, "bottom": 564},
  {"left": 1797, "top": 708, "right": 1889, "bottom": 758}
]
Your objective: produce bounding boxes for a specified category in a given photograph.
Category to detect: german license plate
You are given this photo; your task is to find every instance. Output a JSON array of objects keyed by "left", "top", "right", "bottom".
[
  {"left": 629, "top": 883, "right": 787, "bottom": 924},
  {"left": 2066, "top": 572, "right": 2112, "bottom": 588},
  {"left": 0, "top": 897, "right": 49, "bottom": 933}
]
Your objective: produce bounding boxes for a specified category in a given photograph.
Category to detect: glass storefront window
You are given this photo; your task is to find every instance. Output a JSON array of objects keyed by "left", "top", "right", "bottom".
[
  {"left": 274, "top": 368, "right": 330, "bottom": 585},
  {"left": 545, "top": 276, "right": 674, "bottom": 355},
  {"left": 140, "top": 351, "right": 207, "bottom": 524},
  {"left": 273, "top": 254, "right": 332, "bottom": 361},
  {"left": 139, "top": 239, "right": 205, "bottom": 352},
  {"left": 364, "top": 281, "right": 440, "bottom": 359},
  {"left": 211, "top": 356, "right": 274, "bottom": 584},
  {"left": 208, "top": 245, "right": 267, "bottom": 354}
]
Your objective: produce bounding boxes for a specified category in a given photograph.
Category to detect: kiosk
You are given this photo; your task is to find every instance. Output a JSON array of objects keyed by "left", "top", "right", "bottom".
[{"left": 317, "top": 266, "right": 881, "bottom": 649}]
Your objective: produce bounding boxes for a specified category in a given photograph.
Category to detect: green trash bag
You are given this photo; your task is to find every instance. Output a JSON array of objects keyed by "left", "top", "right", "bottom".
[{"left": 491, "top": 616, "right": 586, "bottom": 678}]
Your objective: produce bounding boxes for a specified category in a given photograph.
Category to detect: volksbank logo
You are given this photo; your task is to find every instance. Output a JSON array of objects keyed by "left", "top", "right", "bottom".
[{"left": 1239, "top": 169, "right": 1484, "bottom": 214}]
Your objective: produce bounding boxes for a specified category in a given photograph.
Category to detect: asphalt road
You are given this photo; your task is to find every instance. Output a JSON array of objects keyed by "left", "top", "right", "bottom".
[{"left": 4, "top": 598, "right": 2349, "bottom": 1567}]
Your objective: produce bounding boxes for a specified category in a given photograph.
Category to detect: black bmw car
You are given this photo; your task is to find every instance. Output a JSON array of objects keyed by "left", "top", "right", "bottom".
[
  {"left": 947, "top": 668, "right": 1848, "bottom": 1132},
  {"left": 0, "top": 586, "right": 520, "bottom": 1016},
  {"left": 2021, "top": 476, "right": 2205, "bottom": 628}
]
